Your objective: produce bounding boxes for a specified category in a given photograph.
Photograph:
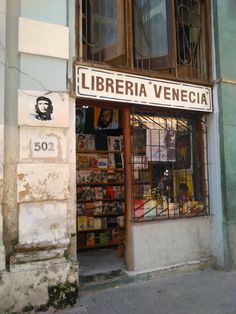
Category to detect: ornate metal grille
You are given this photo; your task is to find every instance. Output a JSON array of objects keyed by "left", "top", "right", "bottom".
[
  {"left": 175, "top": 0, "right": 207, "bottom": 80},
  {"left": 131, "top": 110, "right": 209, "bottom": 221}
]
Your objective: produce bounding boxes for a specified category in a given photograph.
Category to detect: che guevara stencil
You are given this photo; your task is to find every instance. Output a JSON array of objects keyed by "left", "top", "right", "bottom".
[{"left": 18, "top": 90, "right": 69, "bottom": 127}]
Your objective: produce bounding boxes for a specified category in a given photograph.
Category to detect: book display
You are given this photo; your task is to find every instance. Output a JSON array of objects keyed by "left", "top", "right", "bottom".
[
  {"left": 131, "top": 113, "right": 207, "bottom": 220},
  {"left": 76, "top": 107, "right": 125, "bottom": 250}
]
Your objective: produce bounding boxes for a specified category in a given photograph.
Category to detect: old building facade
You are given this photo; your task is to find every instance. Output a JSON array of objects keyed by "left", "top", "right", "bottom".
[{"left": 0, "top": 0, "right": 235, "bottom": 312}]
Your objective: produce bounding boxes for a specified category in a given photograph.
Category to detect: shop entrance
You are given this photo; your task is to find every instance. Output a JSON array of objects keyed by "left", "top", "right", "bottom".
[{"left": 76, "top": 104, "right": 126, "bottom": 280}]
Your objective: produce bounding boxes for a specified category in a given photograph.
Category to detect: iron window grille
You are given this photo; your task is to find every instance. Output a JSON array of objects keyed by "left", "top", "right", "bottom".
[{"left": 130, "top": 110, "right": 209, "bottom": 221}]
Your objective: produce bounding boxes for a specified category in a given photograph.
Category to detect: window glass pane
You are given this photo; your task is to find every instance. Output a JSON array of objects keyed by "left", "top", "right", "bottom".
[
  {"left": 82, "top": 0, "right": 126, "bottom": 65},
  {"left": 134, "top": 0, "right": 168, "bottom": 59}
]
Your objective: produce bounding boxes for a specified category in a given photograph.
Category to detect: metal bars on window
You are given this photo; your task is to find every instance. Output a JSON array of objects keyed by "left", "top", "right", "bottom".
[{"left": 130, "top": 110, "right": 209, "bottom": 221}]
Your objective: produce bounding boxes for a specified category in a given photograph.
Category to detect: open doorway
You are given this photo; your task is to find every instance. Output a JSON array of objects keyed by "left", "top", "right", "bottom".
[{"left": 76, "top": 104, "right": 126, "bottom": 281}]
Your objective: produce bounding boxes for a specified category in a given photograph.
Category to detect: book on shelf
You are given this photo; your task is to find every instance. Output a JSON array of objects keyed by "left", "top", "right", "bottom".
[
  {"left": 77, "top": 170, "right": 96, "bottom": 184},
  {"left": 93, "top": 201, "right": 103, "bottom": 215},
  {"left": 134, "top": 199, "right": 144, "bottom": 218},
  {"left": 107, "top": 169, "right": 115, "bottom": 183},
  {"left": 94, "top": 187, "right": 103, "bottom": 199},
  {"left": 101, "top": 170, "right": 108, "bottom": 183},
  {"left": 77, "top": 186, "right": 91, "bottom": 200},
  {"left": 77, "top": 134, "right": 95, "bottom": 151},
  {"left": 108, "top": 202, "right": 116, "bottom": 214},
  {"left": 98, "top": 155, "right": 109, "bottom": 169},
  {"left": 103, "top": 202, "right": 109, "bottom": 213},
  {"left": 108, "top": 153, "right": 116, "bottom": 168},
  {"left": 107, "top": 136, "right": 123, "bottom": 151},
  {"left": 144, "top": 199, "right": 157, "bottom": 217},
  {"left": 107, "top": 186, "right": 115, "bottom": 199},
  {"left": 84, "top": 202, "right": 94, "bottom": 216},
  {"left": 102, "top": 187, "right": 108, "bottom": 199},
  {"left": 114, "top": 201, "right": 123, "bottom": 214},
  {"left": 107, "top": 217, "right": 117, "bottom": 228},
  {"left": 93, "top": 218, "right": 102, "bottom": 229},
  {"left": 87, "top": 216, "right": 94, "bottom": 229},
  {"left": 143, "top": 184, "right": 152, "bottom": 199},
  {"left": 114, "top": 186, "right": 122, "bottom": 199},
  {"left": 99, "top": 231, "right": 109, "bottom": 245},
  {"left": 77, "top": 154, "right": 99, "bottom": 169},
  {"left": 114, "top": 153, "right": 123, "bottom": 168},
  {"left": 115, "top": 172, "right": 124, "bottom": 183},
  {"left": 117, "top": 215, "right": 125, "bottom": 228},
  {"left": 95, "top": 133, "right": 108, "bottom": 150},
  {"left": 87, "top": 232, "right": 95, "bottom": 247},
  {"left": 101, "top": 217, "right": 107, "bottom": 229},
  {"left": 78, "top": 216, "right": 87, "bottom": 230},
  {"left": 77, "top": 202, "right": 85, "bottom": 215}
]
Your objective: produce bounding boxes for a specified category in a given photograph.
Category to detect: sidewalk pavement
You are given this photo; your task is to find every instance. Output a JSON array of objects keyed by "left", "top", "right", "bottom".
[{"left": 47, "top": 269, "right": 236, "bottom": 314}]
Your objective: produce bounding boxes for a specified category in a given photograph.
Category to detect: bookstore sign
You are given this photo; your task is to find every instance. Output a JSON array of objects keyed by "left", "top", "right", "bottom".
[{"left": 76, "top": 66, "right": 213, "bottom": 112}]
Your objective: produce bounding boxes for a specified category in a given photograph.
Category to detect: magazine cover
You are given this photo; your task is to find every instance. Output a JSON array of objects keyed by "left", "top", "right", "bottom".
[
  {"left": 146, "top": 129, "right": 176, "bottom": 162},
  {"left": 77, "top": 134, "right": 95, "bottom": 151},
  {"left": 94, "top": 108, "right": 119, "bottom": 130},
  {"left": 107, "top": 136, "right": 122, "bottom": 151}
]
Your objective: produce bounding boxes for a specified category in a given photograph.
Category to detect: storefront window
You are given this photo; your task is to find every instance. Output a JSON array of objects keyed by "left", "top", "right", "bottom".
[{"left": 131, "top": 111, "right": 209, "bottom": 221}]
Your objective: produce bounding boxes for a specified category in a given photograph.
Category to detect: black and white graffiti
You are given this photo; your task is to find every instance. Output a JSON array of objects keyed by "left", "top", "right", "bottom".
[{"left": 32, "top": 96, "right": 53, "bottom": 121}]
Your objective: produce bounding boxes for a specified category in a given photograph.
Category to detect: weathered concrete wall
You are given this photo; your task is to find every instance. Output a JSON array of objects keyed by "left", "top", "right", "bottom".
[
  {"left": 0, "top": 0, "right": 78, "bottom": 312},
  {"left": 214, "top": 0, "right": 236, "bottom": 269},
  {"left": 132, "top": 217, "right": 212, "bottom": 271},
  {"left": 0, "top": 0, "right": 6, "bottom": 271}
]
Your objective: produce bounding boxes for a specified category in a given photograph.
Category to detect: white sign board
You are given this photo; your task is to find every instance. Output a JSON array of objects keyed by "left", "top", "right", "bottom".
[{"left": 76, "top": 66, "right": 212, "bottom": 112}]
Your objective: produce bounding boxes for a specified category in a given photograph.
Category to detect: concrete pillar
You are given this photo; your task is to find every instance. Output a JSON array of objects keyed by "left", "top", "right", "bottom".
[{"left": 0, "top": 0, "right": 6, "bottom": 270}]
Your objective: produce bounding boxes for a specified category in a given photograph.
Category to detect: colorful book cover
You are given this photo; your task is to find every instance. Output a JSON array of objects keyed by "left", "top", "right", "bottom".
[
  {"left": 101, "top": 218, "right": 107, "bottom": 229},
  {"left": 117, "top": 215, "right": 125, "bottom": 228},
  {"left": 98, "top": 155, "right": 109, "bottom": 168},
  {"left": 101, "top": 170, "right": 108, "bottom": 183},
  {"left": 144, "top": 199, "right": 157, "bottom": 217},
  {"left": 107, "top": 170, "right": 115, "bottom": 183},
  {"left": 107, "top": 186, "right": 115, "bottom": 199},
  {"left": 78, "top": 216, "right": 87, "bottom": 230},
  {"left": 93, "top": 218, "right": 102, "bottom": 229},
  {"left": 87, "top": 216, "right": 94, "bottom": 229},
  {"left": 108, "top": 153, "right": 116, "bottom": 168},
  {"left": 77, "top": 186, "right": 90, "bottom": 200},
  {"left": 115, "top": 172, "right": 124, "bottom": 183},
  {"left": 77, "top": 134, "right": 95, "bottom": 151},
  {"left": 84, "top": 202, "right": 94, "bottom": 216},
  {"left": 93, "top": 170, "right": 101, "bottom": 183},
  {"left": 114, "top": 153, "right": 123, "bottom": 168},
  {"left": 134, "top": 199, "right": 144, "bottom": 218},
  {"left": 107, "top": 136, "right": 122, "bottom": 151},
  {"left": 114, "top": 186, "right": 122, "bottom": 199},
  {"left": 93, "top": 201, "right": 103, "bottom": 215},
  {"left": 77, "top": 170, "right": 94, "bottom": 184},
  {"left": 115, "top": 201, "right": 123, "bottom": 214},
  {"left": 95, "top": 187, "right": 103, "bottom": 199},
  {"left": 77, "top": 202, "right": 85, "bottom": 215},
  {"left": 143, "top": 184, "right": 152, "bottom": 199}
]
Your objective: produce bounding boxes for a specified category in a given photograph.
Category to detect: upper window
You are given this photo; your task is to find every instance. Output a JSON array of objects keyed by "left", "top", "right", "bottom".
[
  {"left": 78, "top": 0, "right": 210, "bottom": 82},
  {"left": 81, "top": 0, "right": 126, "bottom": 66}
]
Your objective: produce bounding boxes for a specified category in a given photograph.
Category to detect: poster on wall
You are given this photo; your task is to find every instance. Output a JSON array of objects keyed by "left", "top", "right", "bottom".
[
  {"left": 94, "top": 108, "right": 119, "bottom": 130},
  {"left": 76, "top": 107, "right": 86, "bottom": 133},
  {"left": 146, "top": 129, "right": 176, "bottom": 162},
  {"left": 18, "top": 90, "right": 69, "bottom": 127},
  {"left": 175, "top": 132, "right": 191, "bottom": 170}
]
